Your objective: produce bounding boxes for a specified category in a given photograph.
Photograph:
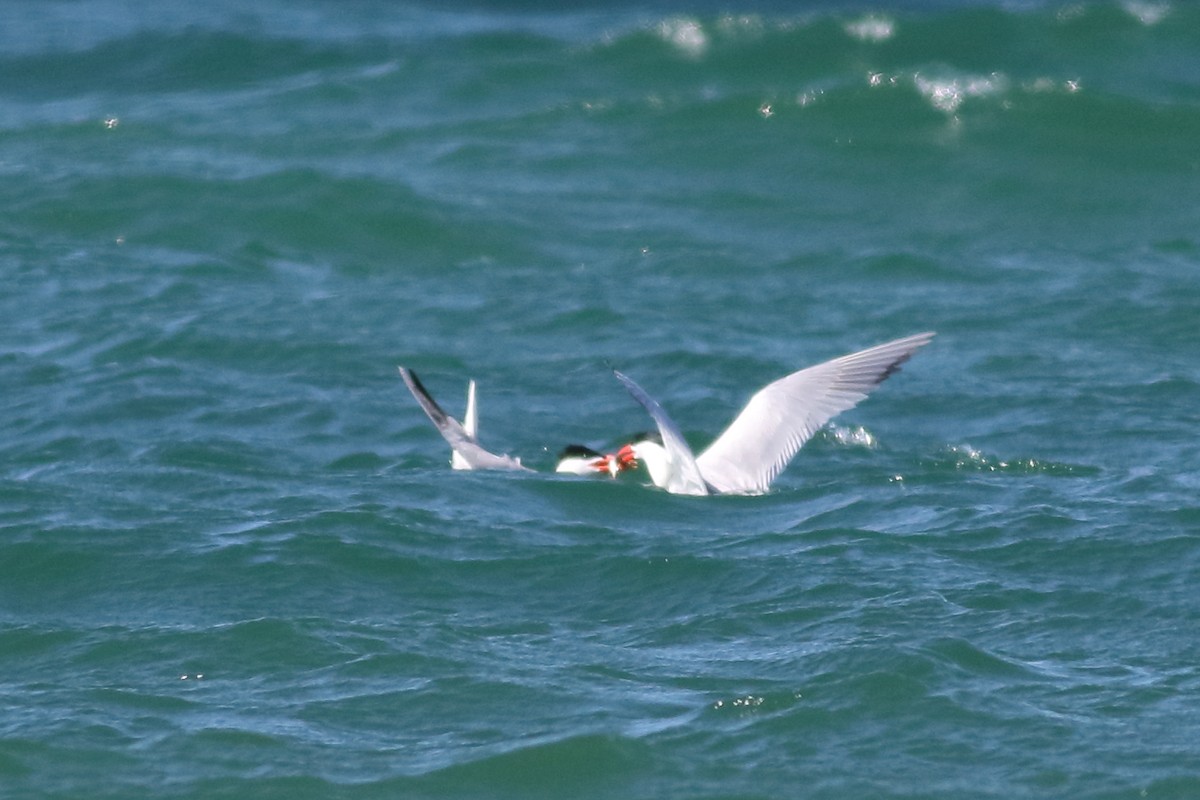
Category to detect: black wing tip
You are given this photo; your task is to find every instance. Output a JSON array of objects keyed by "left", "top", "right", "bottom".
[
  {"left": 397, "top": 365, "right": 451, "bottom": 419},
  {"left": 873, "top": 332, "right": 937, "bottom": 385},
  {"left": 877, "top": 354, "right": 913, "bottom": 384},
  {"left": 398, "top": 364, "right": 427, "bottom": 393}
]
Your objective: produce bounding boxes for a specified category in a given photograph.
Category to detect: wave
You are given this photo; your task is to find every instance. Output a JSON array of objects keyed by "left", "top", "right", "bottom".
[
  {"left": 4, "top": 166, "right": 539, "bottom": 269},
  {"left": 5, "top": 3, "right": 1197, "bottom": 106},
  {"left": 403, "top": 732, "right": 649, "bottom": 793},
  {"left": 0, "top": 29, "right": 378, "bottom": 98}
]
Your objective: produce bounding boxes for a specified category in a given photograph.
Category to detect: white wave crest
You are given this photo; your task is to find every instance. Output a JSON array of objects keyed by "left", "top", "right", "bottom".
[
  {"left": 914, "top": 72, "right": 1010, "bottom": 114},
  {"left": 845, "top": 15, "right": 895, "bottom": 43},
  {"left": 825, "top": 425, "right": 878, "bottom": 449},
  {"left": 658, "top": 17, "right": 708, "bottom": 58}
]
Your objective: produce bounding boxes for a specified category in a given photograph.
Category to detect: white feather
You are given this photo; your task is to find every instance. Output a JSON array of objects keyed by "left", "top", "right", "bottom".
[
  {"left": 450, "top": 380, "right": 477, "bottom": 470},
  {"left": 613, "top": 370, "right": 710, "bottom": 495}
]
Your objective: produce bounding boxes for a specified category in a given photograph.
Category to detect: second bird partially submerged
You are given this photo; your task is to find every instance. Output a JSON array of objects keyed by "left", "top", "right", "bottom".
[
  {"left": 398, "top": 331, "right": 934, "bottom": 495},
  {"left": 398, "top": 365, "right": 635, "bottom": 475}
]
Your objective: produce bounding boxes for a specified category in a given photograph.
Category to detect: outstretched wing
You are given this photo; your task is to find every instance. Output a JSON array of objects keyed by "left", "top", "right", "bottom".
[
  {"left": 398, "top": 367, "right": 531, "bottom": 472},
  {"left": 695, "top": 332, "right": 935, "bottom": 494},
  {"left": 613, "top": 370, "right": 710, "bottom": 496}
]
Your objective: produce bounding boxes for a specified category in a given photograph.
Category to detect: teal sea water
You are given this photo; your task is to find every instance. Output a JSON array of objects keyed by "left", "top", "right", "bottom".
[{"left": 3, "top": 1, "right": 1199, "bottom": 797}]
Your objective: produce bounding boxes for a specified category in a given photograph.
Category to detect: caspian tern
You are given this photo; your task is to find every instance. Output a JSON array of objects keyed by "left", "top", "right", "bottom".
[
  {"left": 398, "top": 366, "right": 532, "bottom": 472},
  {"left": 555, "top": 444, "right": 622, "bottom": 476},
  {"left": 398, "top": 366, "right": 629, "bottom": 476},
  {"left": 613, "top": 332, "right": 935, "bottom": 495}
]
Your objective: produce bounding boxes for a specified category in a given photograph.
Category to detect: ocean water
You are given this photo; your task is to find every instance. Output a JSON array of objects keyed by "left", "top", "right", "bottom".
[{"left": 2, "top": 1, "right": 1199, "bottom": 797}]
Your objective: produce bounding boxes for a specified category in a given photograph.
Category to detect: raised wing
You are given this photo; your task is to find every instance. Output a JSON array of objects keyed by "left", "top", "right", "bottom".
[
  {"left": 398, "top": 367, "right": 531, "bottom": 472},
  {"left": 695, "top": 332, "right": 935, "bottom": 494},
  {"left": 613, "top": 370, "right": 710, "bottom": 496},
  {"left": 450, "top": 379, "right": 478, "bottom": 470}
]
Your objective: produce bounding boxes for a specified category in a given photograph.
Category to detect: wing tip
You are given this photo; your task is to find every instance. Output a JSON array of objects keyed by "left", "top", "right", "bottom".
[
  {"left": 398, "top": 364, "right": 427, "bottom": 393},
  {"left": 874, "top": 331, "right": 937, "bottom": 384}
]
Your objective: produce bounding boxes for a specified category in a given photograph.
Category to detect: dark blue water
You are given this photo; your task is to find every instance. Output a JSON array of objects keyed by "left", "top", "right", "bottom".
[{"left": 3, "top": 2, "right": 1199, "bottom": 797}]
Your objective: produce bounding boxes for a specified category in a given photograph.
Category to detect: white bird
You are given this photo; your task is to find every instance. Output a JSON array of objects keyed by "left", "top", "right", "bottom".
[
  {"left": 398, "top": 366, "right": 532, "bottom": 472},
  {"left": 613, "top": 332, "right": 935, "bottom": 495},
  {"left": 397, "top": 367, "right": 628, "bottom": 476}
]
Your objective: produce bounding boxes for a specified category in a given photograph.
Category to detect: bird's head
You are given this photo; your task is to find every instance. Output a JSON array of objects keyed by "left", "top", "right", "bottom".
[{"left": 615, "top": 432, "right": 665, "bottom": 476}]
